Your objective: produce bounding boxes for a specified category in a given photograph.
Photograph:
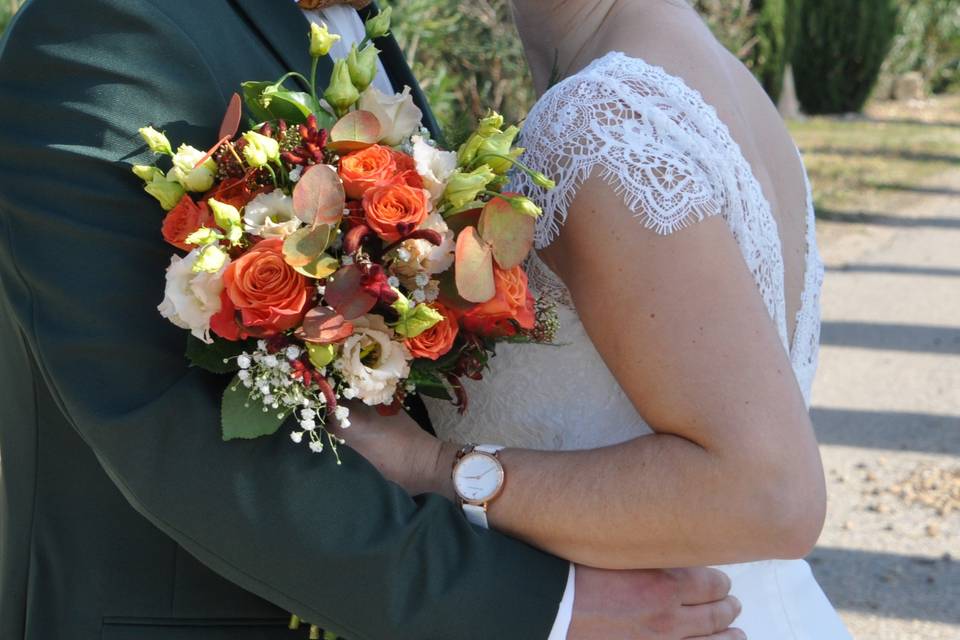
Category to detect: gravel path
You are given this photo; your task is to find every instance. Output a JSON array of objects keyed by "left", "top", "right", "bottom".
[{"left": 808, "top": 165, "right": 960, "bottom": 639}]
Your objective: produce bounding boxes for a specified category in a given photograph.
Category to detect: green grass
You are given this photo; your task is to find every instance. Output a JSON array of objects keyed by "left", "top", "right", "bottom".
[{"left": 788, "top": 95, "right": 960, "bottom": 214}]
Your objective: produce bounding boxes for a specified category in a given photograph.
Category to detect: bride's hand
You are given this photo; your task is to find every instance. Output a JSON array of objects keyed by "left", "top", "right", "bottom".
[{"left": 335, "top": 404, "right": 459, "bottom": 499}]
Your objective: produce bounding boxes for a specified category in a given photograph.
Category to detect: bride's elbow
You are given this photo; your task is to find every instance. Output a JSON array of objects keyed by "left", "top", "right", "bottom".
[{"left": 748, "top": 465, "right": 827, "bottom": 559}]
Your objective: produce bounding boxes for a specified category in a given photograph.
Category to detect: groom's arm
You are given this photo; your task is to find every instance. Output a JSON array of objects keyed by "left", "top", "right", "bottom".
[{"left": 0, "top": 2, "right": 569, "bottom": 639}]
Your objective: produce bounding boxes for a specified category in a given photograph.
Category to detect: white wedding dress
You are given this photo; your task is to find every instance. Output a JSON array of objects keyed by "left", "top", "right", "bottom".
[{"left": 427, "top": 52, "right": 851, "bottom": 638}]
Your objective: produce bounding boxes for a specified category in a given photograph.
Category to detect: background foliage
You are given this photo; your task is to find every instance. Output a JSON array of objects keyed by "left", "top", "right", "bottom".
[
  {"left": 883, "top": 0, "right": 960, "bottom": 95},
  {"left": 2, "top": 0, "right": 958, "bottom": 127},
  {"left": 792, "top": 0, "right": 900, "bottom": 114}
]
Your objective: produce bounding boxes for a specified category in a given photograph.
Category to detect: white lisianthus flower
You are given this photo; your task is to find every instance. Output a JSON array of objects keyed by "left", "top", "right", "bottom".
[
  {"left": 169, "top": 144, "right": 217, "bottom": 192},
  {"left": 335, "top": 315, "right": 412, "bottom": 406},
  {"left": 412, "top": 135, "right": 458, "bottom": 204},
  {"left": 389, "top": 212, "right": 455, "bottom": 282},
  {"left": 242, "top": 191, "right": 302, "bottom": 239},
  {"left": 359, "top": 86, "right": 422, "bottom": 146},
  {"left": 157, "top": 249, "right": 229, "bottom": 343}
]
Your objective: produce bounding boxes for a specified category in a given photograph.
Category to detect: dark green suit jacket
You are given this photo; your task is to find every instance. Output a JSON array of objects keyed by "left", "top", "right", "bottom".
[{"left": 0, "top": 1, "right": 568, "bottom": 638}]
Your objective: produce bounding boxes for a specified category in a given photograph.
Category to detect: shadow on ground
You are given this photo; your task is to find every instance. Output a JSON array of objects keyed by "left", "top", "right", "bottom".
[
  {"left": 820, "top": 321, "right": 960, "bottom": 355},
  {"left": 812, "top": 408, "right": 960, "bottom": 455},
  {"left": 808, "top": 547, "right": 959, "bottom": 625}
]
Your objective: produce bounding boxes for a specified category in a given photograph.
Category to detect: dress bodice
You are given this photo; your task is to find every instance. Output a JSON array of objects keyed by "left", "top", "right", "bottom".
[{"left": 427, "top": 51, "right": 824, "bottom": 451}]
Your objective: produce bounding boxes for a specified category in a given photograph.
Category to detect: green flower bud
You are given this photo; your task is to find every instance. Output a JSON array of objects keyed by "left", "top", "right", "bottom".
[
  {"left": 241, "top": 131, "right": 280, "bottom": 168},
  {"left": 192, "top": 244, "right": 229, "bottom": 273},
  {"left": 364, "top": 6, "right": 392, "bottom": 40},
  {"left": 207, "top": 198, "right": 244, "bottom": 245},
  {"left": 477, "top": 126, "right": 522, "bottom": 174},
  {"left": 391, "top": 292, "right": 443, "bottom": 339},
  {"left": 309, "top": 22, "right": 340, "bottom": 58},
  {"left": 443, "top": 165, "right": 496, "bottom": 209},
  {"left": 170, "top": 144, "right": 217, "bottom": 192},
  {"left": 139, "top": 126, "right": 173, "bottom": 155},
  {"left": 531, "top": 171, "right": 557, "bottom": 190},
  {"left": 307, "top": 342, "right": 337, "bottom": 369},
  {"left": 184, "top": 227, "right": 222, "bottom": 247},
  {"left": 324, "top": 59, "right": 361, "bottom": 117},
  {"left": 510, "top": 195, "right": 542, "bottom": 217},
  {"left": 132, "top": 164, "right": 164, "bottom": 183},
  {"left": 347, "top": 43, "right": 379, "bottom": 93},
  {"left": 144, "top": 178, "right": 185, "bottom": 211}
]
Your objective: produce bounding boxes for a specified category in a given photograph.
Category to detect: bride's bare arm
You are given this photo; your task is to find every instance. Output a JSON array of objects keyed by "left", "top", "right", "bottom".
[
  {"left": 405, "top": 176, "right": 827, "bottom": 571},
  {"left": 487, "top": 178, "right": 824, "bottom": 568}
]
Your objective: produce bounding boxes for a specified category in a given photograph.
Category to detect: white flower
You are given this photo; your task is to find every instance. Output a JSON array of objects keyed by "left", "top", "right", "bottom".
[
  {"left": 237, "top": 354, "right": 252, "bottom": 369},
  {"left": 412, "top": 135, "right": 458, "bottom": 204},
  {"left": 334, "top": 406, "right": 350, "bottom": 421},
  {"left": 389, "top": 212, "right": 455, "bottom": 282},
  {"left": 300, "top": 419, "right": 317, "bottom": 431},
  {"left": 169, "top": 144, "right": 217, "bottom": 192},
  {"left": 286, "top": 345, "right": 302, "bottom": 360},
  {"left": 157, "top": 249, "right": 229, "bottom": 343},
  {"left": 359, "top": 86, "right": 422, "bottom": 146},
  {"left": 336, "top": 315, "right": 412, "bottom": 406},
  {"left": 309, "top": 440, "right": 324, "bottom": 454},
  {"left": 243, "top": 191, "right": 302, "bottom": 239}
]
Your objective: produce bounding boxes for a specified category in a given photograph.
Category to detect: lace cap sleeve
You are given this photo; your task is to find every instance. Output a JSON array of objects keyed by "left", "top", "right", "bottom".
[{"left": 510, "top": 54, "right": 729, "bottom": 249}]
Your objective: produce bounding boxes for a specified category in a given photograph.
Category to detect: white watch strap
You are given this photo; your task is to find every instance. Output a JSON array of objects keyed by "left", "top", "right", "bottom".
[
  {"left": 474, "top": 444, "right": 505, "bottom": 455},
  {"left": 462, "top": 503, "right": 490, "bottom": 529}
]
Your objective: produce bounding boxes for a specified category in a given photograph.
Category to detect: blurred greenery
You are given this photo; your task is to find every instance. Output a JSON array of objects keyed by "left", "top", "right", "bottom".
[
  {"left": 883, "top": 0, "right": 960, "bottom": 94},
  {"left": 1, "top": 0, "right": 22, "bottom": 34}
]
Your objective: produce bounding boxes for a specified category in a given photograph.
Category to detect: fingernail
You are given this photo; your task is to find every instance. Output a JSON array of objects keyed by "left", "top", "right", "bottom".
[{"left": 731, "top": 596, "right": 742, "bottom": 615}]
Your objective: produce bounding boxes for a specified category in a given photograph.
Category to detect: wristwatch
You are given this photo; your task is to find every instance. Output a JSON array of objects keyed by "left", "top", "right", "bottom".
[{"left": 451, "top": 444, "right": 506, "bottom": 529}]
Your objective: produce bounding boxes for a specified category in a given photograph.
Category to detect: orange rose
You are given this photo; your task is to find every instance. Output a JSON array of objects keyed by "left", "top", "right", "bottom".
[
  {"left": 390, "top": 149, "right": 424, "bottom": 190},
  {"left": 362, "top": 181, "right": 429, "bottom": 243},
  {"left": 204, "top": 176, "right": 264, "bottom": 210},
  {"left": 339, "top": 144, "right": 398, "bottom": 200},
  {"left": 405, "top": 303, "right": 459, "bottom": 361},
  {"left": 210, "top": 238, "right": 314, "bottom": 339},
  {"left": 162, "top": 195, "right": 214, "bottom": 252},
  {"left": 460, "top": 265, "right": 535, "bottom": 337}
]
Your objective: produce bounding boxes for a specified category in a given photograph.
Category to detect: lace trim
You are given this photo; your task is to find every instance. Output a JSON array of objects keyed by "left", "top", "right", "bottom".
[{"left": 512, "top": 51, "right": 792, "bottom": 351}]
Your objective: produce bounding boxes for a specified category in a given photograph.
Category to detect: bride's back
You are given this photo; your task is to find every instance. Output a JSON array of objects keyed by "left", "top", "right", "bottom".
[{"left": 577, "top": 1, "right": 809, "bottom": 342}]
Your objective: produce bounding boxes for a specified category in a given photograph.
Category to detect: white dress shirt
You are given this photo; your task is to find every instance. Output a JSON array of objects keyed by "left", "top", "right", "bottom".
[{"left": 299, "top": 6, "right": 576, "bottom": 638}]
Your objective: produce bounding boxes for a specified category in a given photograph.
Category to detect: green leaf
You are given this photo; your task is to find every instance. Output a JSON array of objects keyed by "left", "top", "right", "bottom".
[
  {"left": 241, "top": 81, "right": 275, "bottom": 123},
  {"left": 221, "top": 375, "right": 291, "bottom": 441},
  {"left": 261, "top": 88, "right": 323, "bottom": 125},
  {"left": 185, "top": 335, "right": 250, "bottom": 374},
  {"left": 408, "top": 364, "right": 452, "bottom": 401}
]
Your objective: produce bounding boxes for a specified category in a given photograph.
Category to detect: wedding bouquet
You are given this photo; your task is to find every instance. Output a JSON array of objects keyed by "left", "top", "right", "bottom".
[{"left": 134, "top": 11, "right": 557, "bottom": 460}]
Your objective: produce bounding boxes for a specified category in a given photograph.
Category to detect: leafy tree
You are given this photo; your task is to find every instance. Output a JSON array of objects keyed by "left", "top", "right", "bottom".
[
  {"left": 792, "top": 0, "right": 900, "bottom": 113},
  {"left": 883, "top": 0, "right": 960, "bottom": 94}
]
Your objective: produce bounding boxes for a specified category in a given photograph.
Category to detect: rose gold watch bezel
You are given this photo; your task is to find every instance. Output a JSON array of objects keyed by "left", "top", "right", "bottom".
[{"left": 451, "top": 450, "right": 505, "bottom": 506}]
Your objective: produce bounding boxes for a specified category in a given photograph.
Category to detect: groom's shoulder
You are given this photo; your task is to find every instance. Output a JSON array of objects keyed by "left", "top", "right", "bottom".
[{"left": 2, "top": 0, "right": 230, "bottom": 56}]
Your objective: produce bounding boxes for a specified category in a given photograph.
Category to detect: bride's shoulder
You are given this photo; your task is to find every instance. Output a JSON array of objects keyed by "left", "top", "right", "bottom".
[{"left": 515, "top": 52, "right": 728, "bottom": 246}]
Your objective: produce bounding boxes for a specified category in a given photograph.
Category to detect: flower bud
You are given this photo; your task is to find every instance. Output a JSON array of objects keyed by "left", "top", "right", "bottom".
[
  {"left": 241, "top": 131, "right": 280, "bottom": 168},
  {"left": 139, "top": 126, "right": 173, "bottom": 155},
  {"left": 531, "top": 171, "right": 557, "bottom": 190},
  {"left": 193, "top": 244, "right": 229, "bottom": 273},
  {"left": 347, "top": 43, "right": 379, "bottom": 93},
  {"left": 391, "top": 292, "right": 443, "bottom": 338},
  {"left": 309, "top": 22, "right": 340, "bottom": 58},
  {"left": 324, "top": 59, "right": 360, "bottom": 116},
  {"left": 443, "top": 165, "right": 496, "bottom": 208},
  {"left": 144, "top": 178, "right": 185, "bottom": 211},
  {"left": 207, "top": 198, "right": 244, "bottom": 245},
  {"left": 132, "top": 164, "right": 164, "bottom": 183},
  {"left": 170, "top": 144, "right": 217, "bottom": 192},
  {"left": 364, "top": 6, "right": 392, "bottom": 40},
  {"left": 477, "top": 125, "right": 522, "bottom": 174},
  {"left": 510, "top": 195, "right": 542, "bottom": 217},
  {"left": 184, "top": 227, "right": 222, "bottom": 247},
  {"left": 307, "top": 342, "right": 337, "bottom": 369}
]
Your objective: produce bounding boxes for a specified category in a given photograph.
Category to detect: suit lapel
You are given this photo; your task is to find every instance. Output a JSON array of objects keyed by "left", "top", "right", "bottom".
[{"left": 229, "top": 0, "right": 319, "bottom": 91}]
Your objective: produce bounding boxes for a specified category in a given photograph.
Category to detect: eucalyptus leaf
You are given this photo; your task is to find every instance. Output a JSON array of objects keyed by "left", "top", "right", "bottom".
[{"left": 221, "top": 375, "right": 291, "bottom": 441}]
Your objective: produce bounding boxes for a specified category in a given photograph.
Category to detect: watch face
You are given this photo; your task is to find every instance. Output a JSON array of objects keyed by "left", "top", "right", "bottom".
[{"left": 453, "top": 452, "right": 504, "bottom": 503}]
